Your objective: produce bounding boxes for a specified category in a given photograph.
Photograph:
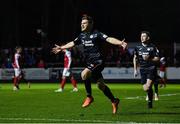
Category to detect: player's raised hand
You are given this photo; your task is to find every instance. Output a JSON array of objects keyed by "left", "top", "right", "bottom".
[
  {"left": 121, "top": 39, "right": 127, "bottom": 50},
  {"left": 54, "top": 44, "right": 61, "bottom": 49},
  {"left": 52, "top": 44, "right": 62, "bottom": 54},
  {"left": 52, "top": 49, "right": 61, "bottom": 54}
]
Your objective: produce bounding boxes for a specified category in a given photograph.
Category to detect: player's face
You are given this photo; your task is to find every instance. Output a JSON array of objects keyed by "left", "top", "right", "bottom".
[
  {"left": 17, "top": 48, "right": 22, "bottom": 53},
  {"left": 141, "top": 33, "right": 149, "bottom": 43},
  {"left": 81, "top": 19, "right": 90, "bottom": 32}
]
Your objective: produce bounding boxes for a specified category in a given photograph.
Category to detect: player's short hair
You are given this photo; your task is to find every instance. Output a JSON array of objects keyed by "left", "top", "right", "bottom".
[
  {"left": 141, "top": 31, "right": 151, "bottom": 37},
  {"left": 82, "top": 14, "right": 93, "bottom": 24},
  {"left": 15, "top": 46, "right": 22, "bottom": 51}
]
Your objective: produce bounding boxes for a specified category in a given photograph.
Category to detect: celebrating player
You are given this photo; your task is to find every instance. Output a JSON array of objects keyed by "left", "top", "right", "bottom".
[
  {"left": 54, "top": 48, "right": 78, "bottom": 92},
  {"left": 133, "top": 31, "right": 160, "bottom": 108},
  {"left": 52, "top": 15, "right": 127, "bottom": 114}
]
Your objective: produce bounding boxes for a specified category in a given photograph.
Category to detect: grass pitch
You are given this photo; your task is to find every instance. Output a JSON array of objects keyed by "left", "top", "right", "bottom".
[{"left": 0, "top": 83, "right": 180, "bottom": 123}]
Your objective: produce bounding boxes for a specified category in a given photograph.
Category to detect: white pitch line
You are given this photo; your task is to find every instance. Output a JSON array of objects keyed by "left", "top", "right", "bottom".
[
  {"left": 0, "top": 117, "right": 116, "bottom": 123},
  {"left": 125, "top": 93, "right": 180, "bottom": 100},
  {"left": 0, "top": 118, "right": 170, "bottom": 124},
  {"left": 160, "top": 93, "right": 180, "bottom": 96}
]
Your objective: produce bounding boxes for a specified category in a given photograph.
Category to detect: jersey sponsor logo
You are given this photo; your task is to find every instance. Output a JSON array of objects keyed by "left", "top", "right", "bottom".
[
  {"left": 83, "top": 40, "right": 94, "bottom": 46},
  {"left": 138, "top": 51, "right": 149, "bottom": 56},
  {"left": 142, "top": 52, "right": 149, "bottom": 55}
]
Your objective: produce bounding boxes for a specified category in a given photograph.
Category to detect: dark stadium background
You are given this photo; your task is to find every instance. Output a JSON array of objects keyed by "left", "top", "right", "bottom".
[
  {"left": 0, "top": 0, "right": 180, "bottom": 66},
  {"left": 1, "top": 0, "right": 179, "bottom": 45}
]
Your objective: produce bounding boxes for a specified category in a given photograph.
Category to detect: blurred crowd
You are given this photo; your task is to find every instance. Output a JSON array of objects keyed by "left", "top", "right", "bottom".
[
  {"left": 0, "top": 46, "right": 179, "bottom": 69},
  {"left": 0, "top": 46, "right": 134, "bottom": 68}
]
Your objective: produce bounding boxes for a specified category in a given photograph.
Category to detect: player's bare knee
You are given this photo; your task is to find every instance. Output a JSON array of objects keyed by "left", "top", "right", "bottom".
[
  {"left": 81, "top": 72, "right": 90, "bottom": 80},
  {"left": 70, "top": 76, "right": 74, "bottom": 80},
  {"left": 81, "top": 72, "right": 86, "bottom": 80},
  {"left": 143, "top": 87, "right": 148, "bottom": 92},
  {"left": 62, "top": 76, "right": 66, "bottom": 79},
  {"left": 143, "top": 85, "right": 149, "bottom": 92},
  {"left": 81, "top": 69, "right": 91, "bottom": 80}
]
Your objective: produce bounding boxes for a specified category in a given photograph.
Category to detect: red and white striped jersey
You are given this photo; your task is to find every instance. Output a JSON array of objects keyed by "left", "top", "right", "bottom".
[
  {"left": 12, "top": 53, "right": 21, "bottom": 69},
  {"left": 64, "top": 49, "right": 72, "bottom": 68},
  {"left": 160, "top": 57, "right": 166, "bottom": 71}
]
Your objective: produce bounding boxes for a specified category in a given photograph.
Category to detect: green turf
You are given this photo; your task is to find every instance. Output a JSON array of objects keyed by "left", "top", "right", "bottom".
[{"left": 0, "top": 83, "right": 180, "bottom": 123}]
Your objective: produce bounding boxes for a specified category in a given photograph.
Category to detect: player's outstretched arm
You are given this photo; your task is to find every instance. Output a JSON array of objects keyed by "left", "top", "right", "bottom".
[
  {"left": 52, "top": 41, "right": 75, "bottom": 54},
  {"left": 61, "top": 41, "right": 75, "bottom": 49},
  {"left": 106, "top": 37, "right": 127, "bottom": 49},
  {"left": 133, "top": 54, "right": 138, "bottom": 77},
  {"left": 52, "top": 44, "right": 62, "bottom": 54}
]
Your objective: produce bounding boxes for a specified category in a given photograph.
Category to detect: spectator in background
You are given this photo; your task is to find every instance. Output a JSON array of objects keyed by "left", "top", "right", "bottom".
[
  {"left": 105, "top": 48, "right": 114, "bottom": 67},
  {"left": 25, "top": 48, "right": 36, "bottom": 67},
  {"left": 36, "top": 28, "right": 47, "bottom": 43},
  {"left": 118, "top": 46, "right": 131, "bottom": 67},
  {"left": 71, "top": 47, "right": 82, "bottom": 67},
  {"left": 5, "top": 58, "right": 13, "bottom": 68},
  {"left": 37, "top": 59, "right": 45, "bottom": 68}
]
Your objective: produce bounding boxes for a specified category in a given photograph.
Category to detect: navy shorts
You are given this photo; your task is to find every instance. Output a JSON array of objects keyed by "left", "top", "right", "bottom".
[
  {"left": 140, "top": 66, "right": 157, "bottom": 85},
  {"left": 87, "top": 60, "right": 104, "bottom": 82}
]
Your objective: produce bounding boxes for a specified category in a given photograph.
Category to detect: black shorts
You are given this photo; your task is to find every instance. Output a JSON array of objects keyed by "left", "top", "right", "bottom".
[
  {"left": 154, "top": 75, "right": 161, "bottom": 84},
  {"left": 140, "top": 66, "right": 157, "bottom": 85},
  {"left": 87, "top": 60, "right": 104, "bottom": 82}
]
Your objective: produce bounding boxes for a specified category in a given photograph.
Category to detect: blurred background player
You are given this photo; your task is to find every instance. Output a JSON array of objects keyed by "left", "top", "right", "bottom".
[
  {"left": 54, "top": 48, "right": 78, "bottom": 92},
  {"left": 146, "top": 56, "right": 167, "bottom": 101},
  {"left": 159, "top": 57, "right": 167, "bottom": 88},
  {"left": 12, "top": 46, "right": 30, "bottom": 91},
  {"left": 134, "top": 31, "right": 160, "bottom": 108},
  {"left": 12, "top": 46, "right": 22, "bottom": 90},
  {"left": 145, "top": 56, "right": 166, "bottom": 101}
]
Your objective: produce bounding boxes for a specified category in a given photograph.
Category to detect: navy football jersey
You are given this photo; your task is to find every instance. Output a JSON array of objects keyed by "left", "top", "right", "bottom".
[
  {"left": 74, "top": 30, "right": 108, "bottom": 63},
  {"left": 134, "top": 43, "right": 159, "bottom": 68}
]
